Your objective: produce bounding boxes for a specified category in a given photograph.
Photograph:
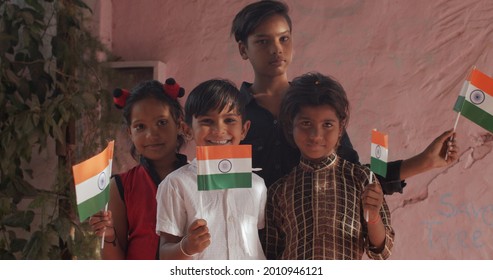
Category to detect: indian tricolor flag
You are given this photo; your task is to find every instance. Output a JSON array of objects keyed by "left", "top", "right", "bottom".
[
  {"left": 196, "top": 145, "right": 252, "bottom": 191},
  {"left": 370, "top": 129, "right": 388, "bottom": 177},
  {"left": 72, "top": 141, "right": 114, "bottom": 222},
  {"left": 459, "top": 68, "right": 493, "bottom": 133}
]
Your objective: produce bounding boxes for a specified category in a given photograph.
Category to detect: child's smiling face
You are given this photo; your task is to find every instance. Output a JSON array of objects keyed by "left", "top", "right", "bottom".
[{"left": 191, "top": 105, "right": 250, "bottom": 147}]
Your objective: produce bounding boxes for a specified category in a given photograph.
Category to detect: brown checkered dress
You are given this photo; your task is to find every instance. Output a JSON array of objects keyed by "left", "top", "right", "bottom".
[{"left": 263, "top": 153, "right": 394, "bottom": 260}]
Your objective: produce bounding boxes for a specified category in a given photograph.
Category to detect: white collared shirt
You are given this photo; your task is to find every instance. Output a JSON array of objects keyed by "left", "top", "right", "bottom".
[{"left": 156, "top": 159, "right": 267, "bottom": 260}]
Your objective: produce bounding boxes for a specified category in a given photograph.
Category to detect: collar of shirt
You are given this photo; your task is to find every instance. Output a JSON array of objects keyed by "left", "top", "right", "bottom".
[{"left": 299, "top": 153, "right": 337, "bottom": 172}]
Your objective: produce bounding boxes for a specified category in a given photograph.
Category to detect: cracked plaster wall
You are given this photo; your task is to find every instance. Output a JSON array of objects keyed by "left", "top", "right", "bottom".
[{"left": 90, "top": 0, "right": 493, "bottom": 259}]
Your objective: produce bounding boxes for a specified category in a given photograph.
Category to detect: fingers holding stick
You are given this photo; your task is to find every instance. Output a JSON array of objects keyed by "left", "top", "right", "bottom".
[
  {"left": 88, "top": 210, "right": 114, "bottom": 237},
  {"left": 362, "top": 179, "right": 383, "bottom": 225}
]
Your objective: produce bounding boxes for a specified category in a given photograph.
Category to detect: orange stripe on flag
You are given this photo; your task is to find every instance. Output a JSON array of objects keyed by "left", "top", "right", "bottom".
[
  {"left": 73, "top": 141, "right": 114, "bottom": 185},
  {"left": 470, "top": 69, "right": 493, "bottom": 97},
  {"left": 196, "top": 145, "right": 251, "bottom": 160},
  {"left": 371, "top": 129, "right": 388, "bottom": 148}
]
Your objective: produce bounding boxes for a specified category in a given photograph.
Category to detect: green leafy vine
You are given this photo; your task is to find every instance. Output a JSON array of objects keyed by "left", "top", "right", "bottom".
[{"left": 1, "top": 0, "right": 112, "bottom": 259}]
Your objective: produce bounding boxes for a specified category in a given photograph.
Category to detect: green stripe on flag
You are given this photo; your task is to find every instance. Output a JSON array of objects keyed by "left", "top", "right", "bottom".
[
  {"left": 461, "top": 101, "right": 493, "bottom": 133},
  {"left": 198, "top": 173, "right": 252, "bottom": 191},
  {"left": 371, "top": 157, "right": 387, "bottom": 177},
  {"left": 77, "top": 184, "right": 110, "bottom": 222},
  {"left": 453, "top": 95, "right": 465, "bottom": 112}
]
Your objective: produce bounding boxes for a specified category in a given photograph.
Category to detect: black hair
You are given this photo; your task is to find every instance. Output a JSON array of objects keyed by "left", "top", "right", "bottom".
[
  {"left": 123, "top": 80, "right": 185, "bottom": 160},
  {"left": 184, "top": 79, "right": 246, "bottom": 125},
  {"left": 280, "top": 72, "right": 350, "bottom": 147},
  {"left": 231, "top": 0, "right": 292, "bottom": 43}
]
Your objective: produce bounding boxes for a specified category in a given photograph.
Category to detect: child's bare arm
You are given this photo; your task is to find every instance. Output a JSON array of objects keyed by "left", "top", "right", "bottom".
[{"left": 400, "top": 129, "right": 459, "bottom": 180}]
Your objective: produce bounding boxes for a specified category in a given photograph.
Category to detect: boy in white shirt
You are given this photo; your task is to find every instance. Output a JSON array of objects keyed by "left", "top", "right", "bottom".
[{"left": 156, "top": 79, "right": 267, "bottom": 260}]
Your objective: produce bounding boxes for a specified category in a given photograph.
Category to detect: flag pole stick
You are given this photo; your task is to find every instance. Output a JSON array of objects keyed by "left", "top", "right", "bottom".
[
  {"left": 101, "top": 142, "right": 114, "bottom": 249},
  {"left": 445, "top": 70, "right": 465, "bottom": 162},
  {"left": 101, "top": 203, "right": 108, "bottom": 249},
  {"left": 452, "top": 112, "right": 461, "bottom": 132},
  {"left": 444, "top": 112, "right": 460, "bottom": 161},
  {"left": 366, "top": 172, "right": 374, "bottom": 223},
  {"left": 199, "top": 192, "right": 204, "bottom": 220},
  {"left": 445, "top": 66, "right": 474, "bottom": 160}
]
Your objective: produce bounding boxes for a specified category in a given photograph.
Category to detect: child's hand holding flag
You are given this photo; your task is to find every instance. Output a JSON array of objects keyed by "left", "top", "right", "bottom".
[
  {"left": 72, "top": 140, "right": 114, "bottom": 248},
  {"left": 72, "top": 140, "right": 114, "bottom": 222},
  {"left": 367, "top": 129, "right": 388, "bottom": 222}
]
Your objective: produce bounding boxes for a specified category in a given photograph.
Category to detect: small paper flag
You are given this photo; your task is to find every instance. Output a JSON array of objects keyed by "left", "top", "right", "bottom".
[
  {"left": 72, "top": 141, "right": 114, "bottom": 222},
  {"left": 370, "top": 129, "right": 388, "bottom": 177},
  {"left": 196, "top": 145, "right": 252, "bottom": 191}
]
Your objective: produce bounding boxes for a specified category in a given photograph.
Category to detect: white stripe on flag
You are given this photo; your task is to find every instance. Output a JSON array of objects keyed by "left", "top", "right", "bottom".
[
  {"left": 465, "top": 84, "right": 493, "bottom": 115},
  {"left": 370, "top": 143, "right": 388, "bottom": 162},
  {"left": 453, "top": 80, "right": 469, "bottom": 112},
  {"left": 197, "top": 158, "right": 251, "bottom": 176},
  {"left": 459, "top": 80, "right": 469, "bottom": 98},
  {"left": 76, "top": 161, "right": 112, "bottom": 205}
]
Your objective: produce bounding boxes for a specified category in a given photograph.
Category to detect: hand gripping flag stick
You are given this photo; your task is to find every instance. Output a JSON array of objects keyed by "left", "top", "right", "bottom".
[
  {"left": 369, "top": 130, "right": 388, "bottom": 223},
  {"left": 365, "top": 172, "right": 375, "bottom": 223},
  {"left": 72, "top": 140, "right": 114, "bottom": 249},
  {"left": 446, "top": 66, "right": 475, "bottom": 160}
]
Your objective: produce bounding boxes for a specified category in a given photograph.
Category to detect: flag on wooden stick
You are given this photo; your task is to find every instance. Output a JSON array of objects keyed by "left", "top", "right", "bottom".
[
  {"left": 72, "top": 141, "right": 114, "bottom": 222},
  {"left": 196, "top": 145, "right": 252, "bottom": 191},
  {"left": 370, "top": 129, "right": 388, "bottom": 177}
]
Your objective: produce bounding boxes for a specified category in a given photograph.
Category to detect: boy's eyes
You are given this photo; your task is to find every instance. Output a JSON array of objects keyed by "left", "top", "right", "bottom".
[
  {"left": 256, "top": 36, "right": 290, "bottom": 45},
  {"left": 224, "top": 117, "right": 238, "bottom": 124},
  {"left": 280, "top": 36, "right": 290, "bottom": 42},
  {"left": 198, "top": 117, "right": 239, "bottom": 125},
  {"left": 198, "top": 118, "right": 213, "bottom": 125}
]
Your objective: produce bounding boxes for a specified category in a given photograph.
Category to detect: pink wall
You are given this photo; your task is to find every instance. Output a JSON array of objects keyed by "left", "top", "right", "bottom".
[{"left": 92, "top": 0, "right": 493, "bottom": 259}]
